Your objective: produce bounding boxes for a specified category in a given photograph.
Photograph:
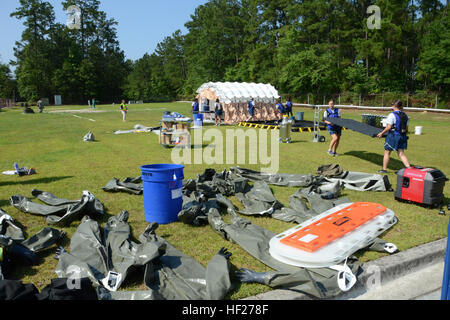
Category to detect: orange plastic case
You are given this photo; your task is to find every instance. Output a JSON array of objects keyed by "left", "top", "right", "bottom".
[
  {"left": 280, "top": 202, "right": 387, "bottom": 253},
  {"left": 269, "top": 202, "right": 397, "bottom": 268}
]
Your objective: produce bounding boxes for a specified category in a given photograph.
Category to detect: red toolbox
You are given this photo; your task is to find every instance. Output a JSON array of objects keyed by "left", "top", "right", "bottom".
[{"left": 395, "top": 166, "right": 447, "bottom": 206}]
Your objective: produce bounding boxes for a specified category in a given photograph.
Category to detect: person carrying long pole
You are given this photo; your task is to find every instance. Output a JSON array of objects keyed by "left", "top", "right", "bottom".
[{"left": 376, "top": 100, "right": 411, "bottom": 173}]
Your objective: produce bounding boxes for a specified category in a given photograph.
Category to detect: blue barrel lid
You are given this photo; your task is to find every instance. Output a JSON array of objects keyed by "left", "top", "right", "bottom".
[{"left": 141, "top": 164, "right": 185, "bottom": 182}]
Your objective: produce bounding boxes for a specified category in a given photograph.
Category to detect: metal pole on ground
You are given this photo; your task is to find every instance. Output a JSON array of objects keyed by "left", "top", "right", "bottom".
[
  {"left": 441, "top": 217, "right": 450, "bottom": 300},
  {"left": 436, "top": 94, "right": 438, "bottom": 109},
  {"left": 313, "top": 104, "right": 321, "bottom": 143}
]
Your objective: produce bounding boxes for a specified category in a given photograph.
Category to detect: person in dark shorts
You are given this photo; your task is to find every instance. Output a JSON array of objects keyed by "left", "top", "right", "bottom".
[
  {"left": 247, "top": 98, "right": 255, "bottom": 121},
  {"left": 276, "top": 99, "right": 286, "bottom": 116},
  {"left": 192, "top": 98, "right": 199, "bottom": 114},
  {"left": 214, "top": 99, "right": 223, "bottom": 126},
  {"left": 376, "top": 100, "right": 411, "bottom": 173},
  {"left": 323, "top": 99, "right": 342, "bottom": 157},
  {"left": 285, "top": 97, "right": 293, "bottom": 118}
]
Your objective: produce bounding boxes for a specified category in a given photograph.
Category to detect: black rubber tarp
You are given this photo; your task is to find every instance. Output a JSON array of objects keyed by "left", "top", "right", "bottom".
[
  {"left": 1, "top": 209, "right": 65, "bottom": 281},
  {"left": 230, "top": 167, "right": 316, "bottom": 187},
  {"left": 102, "top": 177, "right": 143, "bottom": 195},
  {"left": 325, "top": 117, "right": 386, "bottom": 137},
  {"left": 55, "top": 212, "right": 165, "bottom": 292},
  {"left": 207, "top": 208, "right": 360, "bottom": 299},
  {"left": 92, "top": 222, "right": 234, "bottom": 301},
  {"left": 10, "top": 191, "right": 105, "bottom": 227},
  {"left": 0, "top": 278, "right": 98, "bottom": 301}
]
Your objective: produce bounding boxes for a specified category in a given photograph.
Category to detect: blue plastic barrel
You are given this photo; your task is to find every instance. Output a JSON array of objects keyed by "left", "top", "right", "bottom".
[
  {"left": 194, "top": 113, "right": 204, "bottom": 127},
  {"left": 141, "top": 164, "right": 184, "bottom": 224}
]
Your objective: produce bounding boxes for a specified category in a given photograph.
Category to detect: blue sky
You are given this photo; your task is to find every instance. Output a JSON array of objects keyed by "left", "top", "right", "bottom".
[{"left": 0, "top": 0, "right": 208, "bottom": 65}]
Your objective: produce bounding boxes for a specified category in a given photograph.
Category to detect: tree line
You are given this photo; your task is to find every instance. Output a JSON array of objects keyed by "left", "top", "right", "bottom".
[{"left": 1, "top": 0, "right": 448, "bottom": 106}]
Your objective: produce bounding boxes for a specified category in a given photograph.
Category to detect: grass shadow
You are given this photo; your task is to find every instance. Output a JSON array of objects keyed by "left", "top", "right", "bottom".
[
  {"left": 95, "top": 205, "right": 114, "bottom": 225},
  {"left": 0, "top": 176, "right": 74, "bottom": 187},
  {"left": 282, "top": 140, "right": 306, "bottom": 144},
  {"left": 443, "top": 196, "right": 450, "bottom": 208},
  {"left": 0, "top": 199, "right": 10, "bottom": 207},
  {"left": 8, "top": 264, "right": 38, "bottom": 280},
  {"left": 190, "top": 144, "right": 216, "bottom": 149},
  {"left": 224, "top": 264, "right": 245, "bottom": 300},
  {"left": 119, "top": 265, "right": 147, "bottom": 289},
  {"left": 344, "top": 150, "right": 405, "bottom": 170}
]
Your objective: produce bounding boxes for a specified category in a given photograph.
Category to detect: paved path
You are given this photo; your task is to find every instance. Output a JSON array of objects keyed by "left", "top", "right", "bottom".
[
  {"left": 245, "top": 238, "right": 448, "bottom": 301},
  {"left": 349, "top": 261, "right": 444, "bottom": 300}
]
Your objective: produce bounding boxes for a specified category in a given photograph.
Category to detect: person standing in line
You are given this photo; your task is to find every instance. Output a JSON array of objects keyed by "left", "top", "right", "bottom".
[
  {"left": 120, "top": 100, "right": 128, "bottom": 122},
  {"left": 192, "top": 98, "right": 199, "bottom": 114},
  {"left": 376, "top": 100, "right": 411, "bottom": 173},
  {"left": 323, "top": 99, "right": 342, "bottom": 157},
  {"left": 214, "top": 99, "right": 223, "bottom": 126},
  {"left": 247, "top": 98, "right": 255, "bottom": 121},
  {"left": 92, "top": 98, "right": 96, "bottom": 111},
  {"left": 285, "top": 97, "right": 293, "bottom": 118},
  {"left": 276, "top": 99, "right": 286, "bottom": 116}
]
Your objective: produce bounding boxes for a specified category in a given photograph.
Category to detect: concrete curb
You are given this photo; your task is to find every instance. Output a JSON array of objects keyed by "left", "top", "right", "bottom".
[{"left": 243, "top": 238, "right": 447, "bottom": 300}]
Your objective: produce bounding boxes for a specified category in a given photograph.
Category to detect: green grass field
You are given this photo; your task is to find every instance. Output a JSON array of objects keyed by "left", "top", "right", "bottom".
[{"left": 0, "top": 102, "right": 449, "bottom": 299}]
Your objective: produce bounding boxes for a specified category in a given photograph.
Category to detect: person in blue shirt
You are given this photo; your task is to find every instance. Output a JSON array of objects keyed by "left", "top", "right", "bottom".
[
  {"left": 323, "top": 99, "right": 342, "bottom": 156},
  {"left": 247, "top": 98, "right": 255, "bottom": 121},
  {"left": 276, "top": 99, "right": 286, "bottom": 116},
  {"left": 285, "top": 97, "right": 293, "bottom": 118},
  {"left": 192, "top": 98, "right": 199, "bottom": 114},
  {"left": 376, "top": 100, "right": 411, "bottom": 173},
  {"left": 214, "top": 99, "right": 223, "bottom": 126}
]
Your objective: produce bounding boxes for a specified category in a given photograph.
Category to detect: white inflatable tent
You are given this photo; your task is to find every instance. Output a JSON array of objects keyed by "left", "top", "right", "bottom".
[{"left": 196, "top": 82, "right": 282, "bottom": 124}]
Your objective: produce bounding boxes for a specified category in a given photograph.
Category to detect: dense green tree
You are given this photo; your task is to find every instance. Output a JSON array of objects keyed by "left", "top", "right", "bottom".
[
  {"left": 0, "top": 63, "right": 17, "bottom": 99},
  {"left": 123, "top": 53, "right": 172, "bottom": 101},
  {"left": 61, "top": 0, "right": 102, "bottom": 58},
  {"left": 417, "top": 6, "right": 450, "bottom": 94},
  {"left": 11, "top": 0, "right": 55, "bottom": 101},
  {"left": 184, "top": 0, "right": 246, "bottom": 92},
  {"left": 56, "top": 0, "right": 129, "bottom": 103},
  {"left": 9, "top": 0, "right": 449, "bottom": 104},
  {"left": 155, "top": 30, "right": 188, "bottom": 96}
]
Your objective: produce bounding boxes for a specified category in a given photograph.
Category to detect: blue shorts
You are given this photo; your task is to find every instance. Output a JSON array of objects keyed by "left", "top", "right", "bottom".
[
  {"left": 328, "top": 127, "right": 342, "bottom": 136},
  {"left": 385, "top": 133, "right": 408, "bottom": 151}
]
